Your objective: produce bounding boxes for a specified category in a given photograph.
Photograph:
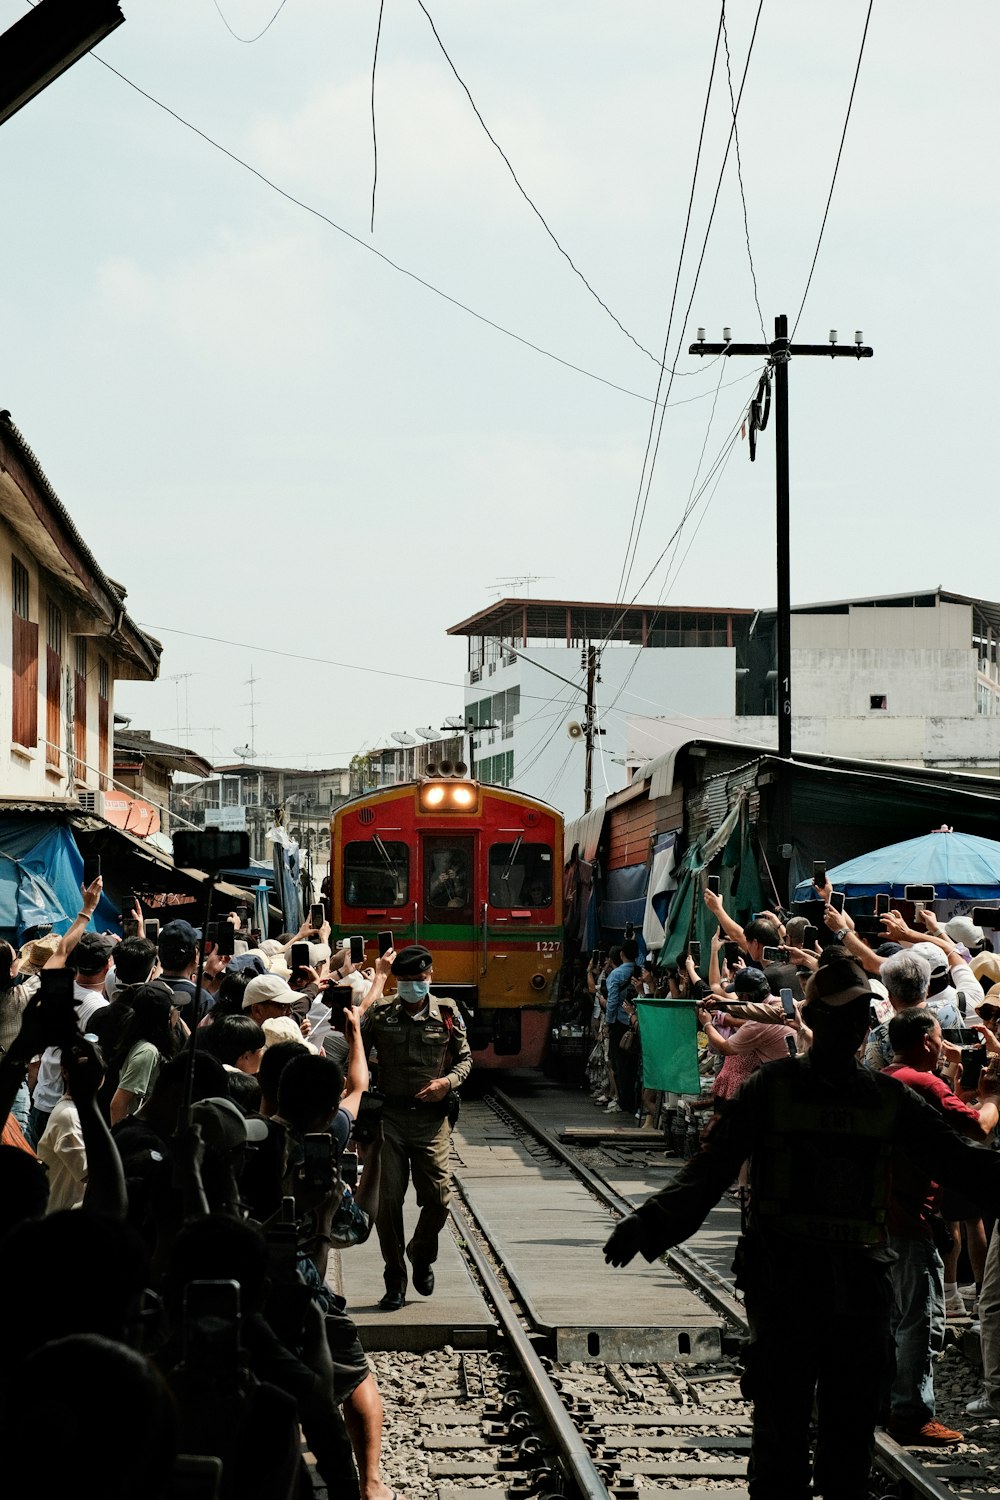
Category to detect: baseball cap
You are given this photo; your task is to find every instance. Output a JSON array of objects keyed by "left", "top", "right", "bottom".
[
  {"left": 190, "top": 1096, "right": 269, "bottom": 1149},
  {"left": 945, "top": 916, "right": 984, "bottom": 949},
  {"left": 724, "top": 966, "right": 771, "bottom": 1000},
  {"left": 804, "top": 953, "right": 872, "bottom": 1009},
  {"left": 158, "top": 920, "right": 201, "bottom": 966},
  {"left": 908, "top": 941, "right": 949, "bottom": 977},
  {"left": 242, "top": 973, "right": 297, "bottom": 1010}
]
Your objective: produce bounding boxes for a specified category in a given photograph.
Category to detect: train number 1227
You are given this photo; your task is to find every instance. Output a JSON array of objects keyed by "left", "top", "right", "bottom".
[{"left": 536, "top": 941, "right": 561, "bottom": 956}]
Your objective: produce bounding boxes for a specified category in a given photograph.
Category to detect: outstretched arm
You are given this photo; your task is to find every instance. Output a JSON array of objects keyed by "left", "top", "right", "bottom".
[
  {"left": 605, "top": 1077, "right": 759, "bottom": 1264},
  {"left": 45, "top": 878, "right": 103, "bottom": 969}
]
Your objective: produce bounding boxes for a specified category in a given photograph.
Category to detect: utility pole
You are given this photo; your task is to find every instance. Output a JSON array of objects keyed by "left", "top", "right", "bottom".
[
  {"left": 690, "top": 316, "right": 873, "bottom": 871},
  {"left": 582, "top": 644, "right": 604, "bottom": 814}
]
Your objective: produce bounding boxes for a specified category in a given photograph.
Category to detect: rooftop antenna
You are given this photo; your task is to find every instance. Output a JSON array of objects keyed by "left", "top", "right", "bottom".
[
  {"left": 490, "top": 574, "right": 553, "bottom": 599},
  {"left": 164, "top": 671, "right": 196, "bottom": 745},
  {"left": 243, "top": 666, "right": 260, "bottom": 761}
]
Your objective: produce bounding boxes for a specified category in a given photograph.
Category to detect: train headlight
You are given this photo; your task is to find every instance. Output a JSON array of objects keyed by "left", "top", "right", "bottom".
[
  {"left": 451, "top": 786, "right": 474, "bottom": 807},
  {"left": 421, "top": 785, "right": 446, "bottom": 808}
]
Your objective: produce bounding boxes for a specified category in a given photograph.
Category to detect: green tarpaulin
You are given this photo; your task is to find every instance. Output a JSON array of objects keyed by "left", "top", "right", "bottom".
[
  {"left": 638, "top": 998, "right": 701, "bottom": 1094},
  {"left": 655, "top": 807, "right": 765, "bottom": 979}
]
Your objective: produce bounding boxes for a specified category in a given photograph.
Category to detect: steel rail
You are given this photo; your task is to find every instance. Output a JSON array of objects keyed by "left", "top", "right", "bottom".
[
  {"left": 488, "top": 1088, "right": 958, "bottom": 1500},
  {"left": 448, "top": 1194, "right": 613, "bottom": 1500},
  {"left": 490, "top": 1088, "right": 749, "bottom": 1327}
]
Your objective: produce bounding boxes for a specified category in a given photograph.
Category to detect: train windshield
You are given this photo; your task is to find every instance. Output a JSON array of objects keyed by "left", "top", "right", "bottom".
[
  {"left": 343, "top": 839, "right": 409, "bottom": 906},
  {"left": 488, "top": 843, "right": 553, "bottom": 908},
  {"left": 423, "top": 836, "right": 474, "bottom": 924}
]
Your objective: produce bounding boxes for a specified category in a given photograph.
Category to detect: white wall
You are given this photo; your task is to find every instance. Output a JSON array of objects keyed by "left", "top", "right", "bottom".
[
  {"left": 467, "top": 646, "right": 736, "bottom": 817},
  {"left": 790, "top": 602, "right": 977, "bottom": 718},
  {"left": 627, "top": 711, "right": 1000, "bottom": 774}
]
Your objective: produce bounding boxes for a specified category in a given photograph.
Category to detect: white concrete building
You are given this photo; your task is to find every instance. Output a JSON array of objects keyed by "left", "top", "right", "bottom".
[
  {"left": 447, "top": 598, "right": 756, "bottom": 816},
  {"left": 627, "top": 589, "right": 1000, "bottom": 776},
  {"left": 0, "top": 411, "right": 160, "bottom": 806}
]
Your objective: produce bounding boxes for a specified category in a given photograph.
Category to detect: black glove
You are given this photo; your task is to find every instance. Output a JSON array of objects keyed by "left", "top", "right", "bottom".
[{"left": 603, "top": 1213, "right": 646, "bottom": 1266}]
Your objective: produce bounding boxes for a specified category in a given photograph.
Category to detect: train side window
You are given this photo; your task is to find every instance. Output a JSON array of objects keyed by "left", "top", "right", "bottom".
[
  {"left": 489, "top": 844, "right": 553, "bottom": 908},
  {"left": 343, "top": 840, "right": 409, "bottom": 906}
]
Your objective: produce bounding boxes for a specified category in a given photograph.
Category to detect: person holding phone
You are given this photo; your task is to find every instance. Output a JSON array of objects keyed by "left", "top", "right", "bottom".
[
  {"left": 697, "top": 970, "right": 796, "bottom": 1112},
  {"left": 879, "top": 1007, "right": 999, "bottom": 1446},
  {"left": 604, "top": 939, "right": 640, "bottom": 1116},
  {"left": 361, "top": 944, "right": 471, "bottom": 1310}
]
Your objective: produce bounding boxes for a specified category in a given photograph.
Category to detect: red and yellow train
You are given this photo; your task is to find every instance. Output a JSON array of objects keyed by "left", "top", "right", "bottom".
[{"left": 329, "top": 768, "right": 564, "bottom": 1068}]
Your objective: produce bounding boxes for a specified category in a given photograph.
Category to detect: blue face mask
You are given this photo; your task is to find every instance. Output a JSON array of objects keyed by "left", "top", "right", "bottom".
[{"left": 397, "top": 978, "right": 430, "bottom": 1004}]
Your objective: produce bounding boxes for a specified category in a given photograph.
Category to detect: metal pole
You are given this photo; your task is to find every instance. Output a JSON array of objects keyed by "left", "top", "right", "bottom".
[
  {"left": 584, "top": 644, "right": 597, "bottom": 814},
  {"left": 773, "top": 314, "right": 792, "bottom": 761}
]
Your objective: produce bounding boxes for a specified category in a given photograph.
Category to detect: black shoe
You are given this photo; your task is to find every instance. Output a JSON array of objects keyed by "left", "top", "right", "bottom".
[
  {"left": 378, "top": 1289, "right": 406, "bottom": 1311},
  {"left": 411, "top": 1264, "right": 434, "bottom": 1297}
]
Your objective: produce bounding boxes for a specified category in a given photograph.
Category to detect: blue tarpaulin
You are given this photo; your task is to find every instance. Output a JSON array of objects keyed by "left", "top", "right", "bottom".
[
  {"left": 0, "top": 817, "right": 119, "bottom": 941},
  {"left": 600, "top": 863, "right": 649, "bottom": 933},
  {"left": 792, "top": 829, "right": 1000, "bottom": 902}
]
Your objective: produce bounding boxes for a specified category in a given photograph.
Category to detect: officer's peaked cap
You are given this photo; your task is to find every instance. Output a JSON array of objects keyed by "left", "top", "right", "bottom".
[{"left": 391, "top": 943, "right": 433, "bottom": 977}]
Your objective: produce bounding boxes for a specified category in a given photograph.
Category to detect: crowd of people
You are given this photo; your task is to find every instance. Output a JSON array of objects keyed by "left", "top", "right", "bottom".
[
  {"left": 0, "top": 877, "right": 470, "bottom": 1499},
  {"left": 601, "top": 871, "right": 1000, "bottom": 1498}
]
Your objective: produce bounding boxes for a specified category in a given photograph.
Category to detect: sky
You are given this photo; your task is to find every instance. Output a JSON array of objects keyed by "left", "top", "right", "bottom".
[{"left": 2, "top": 0, "right": 996, "bottom": 773}]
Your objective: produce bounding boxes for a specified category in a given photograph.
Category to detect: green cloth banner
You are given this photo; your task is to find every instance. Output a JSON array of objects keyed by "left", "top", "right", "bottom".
[{"left": 638, "top": 998, "right": 701, "bottom": 1095}]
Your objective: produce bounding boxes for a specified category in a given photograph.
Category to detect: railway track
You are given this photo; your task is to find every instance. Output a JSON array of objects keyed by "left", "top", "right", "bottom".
[{"left": 408, "top": 1085, "right": 998, "bottom": 1500}]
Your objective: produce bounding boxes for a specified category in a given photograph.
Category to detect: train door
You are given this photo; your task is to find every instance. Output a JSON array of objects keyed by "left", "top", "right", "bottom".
[{"left": 422, "top": 833, "right": 476, "bottom": 983}]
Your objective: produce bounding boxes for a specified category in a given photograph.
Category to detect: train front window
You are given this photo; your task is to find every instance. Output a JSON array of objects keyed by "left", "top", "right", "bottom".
[
  {"left": 423, "top": 836, "right": 474, "bottom": 924},
  {"left": 344, "top": 840, "right": 409, "bottom": 907},
  {"left": 489, "top": 843, "right": 553, "bottom": 908}
]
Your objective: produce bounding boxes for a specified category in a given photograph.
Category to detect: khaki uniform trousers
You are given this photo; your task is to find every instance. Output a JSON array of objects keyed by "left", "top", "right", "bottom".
[{"left": 376, "top": 1105, "right": 452, "bottom": 1293}]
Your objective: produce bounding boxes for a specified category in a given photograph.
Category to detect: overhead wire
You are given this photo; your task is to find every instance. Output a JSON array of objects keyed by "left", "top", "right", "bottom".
[
  {"left": 415, "top": 0, "right": 664, "bottom": 370},
  {"left": 370, "top": 0, "right": 386, "bottom": 233},
  {"left": 137, "top": 619, "right": 582, "bottom": 706},
  {"left": 613, "top": 2, "right": 726, "bottom": 606},
  {"left": 721, "top": 2, "right": 766, "bottom": 341},
  {"left": 791, "top": 0, "right": 874, "bottom": 338},
  {"left": 599, "top": 368, "right": 754, "bottom": 724},
  {"left": 210, "top": 0, "right": 290, "bottom": 44},
  {"left": 616, "top": 0, "right": 765, "bottom": 607},
  {"left": 82, "top": 47, "right": 732, "bottom": 407}
]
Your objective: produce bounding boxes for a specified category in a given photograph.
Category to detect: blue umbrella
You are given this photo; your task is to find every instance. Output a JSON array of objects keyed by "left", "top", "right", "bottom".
[{"left": 794, "top": 829, "right": 1000, "bottom": 901}]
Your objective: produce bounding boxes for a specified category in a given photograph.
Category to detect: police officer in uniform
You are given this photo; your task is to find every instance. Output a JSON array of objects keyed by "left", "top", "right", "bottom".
[
  {"left": 363, "top": 944, "right": 472, "bottom": 1311},
  {"left": 604, "top": 950, "right": 1000, "bottom": 1500}
]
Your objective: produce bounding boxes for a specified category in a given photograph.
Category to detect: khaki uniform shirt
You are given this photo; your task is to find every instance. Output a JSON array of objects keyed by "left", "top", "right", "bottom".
[{"left": 363, "top": 995, "right": 472, "bottom": 1100}]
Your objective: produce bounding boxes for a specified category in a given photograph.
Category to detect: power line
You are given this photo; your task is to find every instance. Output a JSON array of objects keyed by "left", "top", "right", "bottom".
[
  {"left": 613, "top": 2, "right": 726, "bottom": 606},
  {"left": 415, "top": 0, "right": 663, "bottom": 369},
  {"left": 791, "top": 0, "right": 874, "bottom": 338},
  {"left": 88, "top": 57, "right": 721, "bottom": 410},
  {"left": 600, "top": 379, "right": 753, "bottom": 723},
  {"left": 137, "top": 618, "right": 591, "bottom": 710},
  {"left": 369, "top": 0, "right": 385, "bottom": 233},
  {"left": 210, "top": 0, "right": 290, "bottom": 44},
  {"left": 616, "top": 0, "right": 765, "bottom": 607},
  {"left": 722, "top": 1, "right": 766, "bottom": 341}
]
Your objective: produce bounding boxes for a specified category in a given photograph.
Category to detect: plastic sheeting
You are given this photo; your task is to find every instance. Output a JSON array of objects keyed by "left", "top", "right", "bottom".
[
  {"left": 600, "top": 863, "right": 649, "bottom": 934},
  {"left": 0, "top": 817, "right": 119, "bottom": 941},
  {"left": 642, "top": 834, "right": 677, "bottom": 952}
]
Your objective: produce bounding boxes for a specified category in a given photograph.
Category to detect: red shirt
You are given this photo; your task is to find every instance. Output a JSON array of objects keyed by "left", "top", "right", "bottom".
[{"left": 883, "top": 1064, "right": 983, "bottom": 1236}]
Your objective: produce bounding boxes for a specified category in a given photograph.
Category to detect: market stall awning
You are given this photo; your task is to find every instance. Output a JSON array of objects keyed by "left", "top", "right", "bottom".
[{"left": 793, "top": 828, "right": 1000, "bottom": 900}]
